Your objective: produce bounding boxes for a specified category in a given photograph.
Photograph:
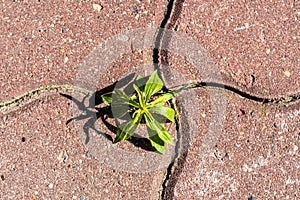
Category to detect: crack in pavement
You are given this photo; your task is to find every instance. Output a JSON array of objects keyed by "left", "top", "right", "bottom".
[
  {"left": 152, "top": 0, "right": 300, "bottom": 200},
  {"left": 151, "top": 0, "right": 186, "bottom": 199},
  {"left": 171, "top": 82, "right": 300, "bottom": 105}
]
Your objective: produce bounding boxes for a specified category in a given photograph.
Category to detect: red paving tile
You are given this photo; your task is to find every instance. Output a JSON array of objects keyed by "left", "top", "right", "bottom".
[
  {"left": 173, "top": 0, "right": 299, "bottom": 97},
  {"left": 167, "top": 89, "right": 300, "bottom": 199},
  {"left": 0, "top": 1, "right": 169, "bottom": 199},
  {"left": 0, "top": 0, "right": 165, "bottom": 99},
  {"left": 160, "top": 0, "right": 300, "bottom": 199},
  {"left": 0, "top": 94, "right": 165, "bottom": 199}
]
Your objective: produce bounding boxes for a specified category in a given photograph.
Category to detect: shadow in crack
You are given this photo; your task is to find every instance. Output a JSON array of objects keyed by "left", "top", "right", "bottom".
[
  {"left": 61, "top": 72, "right": 156, "bottom": 152},
  {"left": 162, "top": 106, "right": 191, "bottom": 200}
]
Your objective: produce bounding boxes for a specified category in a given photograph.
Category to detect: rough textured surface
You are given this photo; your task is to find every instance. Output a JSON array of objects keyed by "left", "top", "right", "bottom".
[
  {"left": 174, "top": 0, "right": 299, "bottom": 97},
  {"left": 0, "top": 1, "right": 168, "bottom": 199},
  {"left": 0, "top": 0, "right": 165, "bottom": 99},
  {"left": 1, "top": 0, "right": 300, "bottom": 199},
  {"left": 162, "top": 0, "right": 300, "bottom": 199},
  {"left": 172, "top": 89, "right": 300, "bottom": 199},
  {"left": 0, "top": 95, "right": 165, "bottom": 199}
]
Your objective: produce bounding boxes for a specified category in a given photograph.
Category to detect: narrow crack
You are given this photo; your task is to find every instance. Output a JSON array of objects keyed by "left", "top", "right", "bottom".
[
  {"left": 160, "top": 98, "right": 181, "bottom": 200},
  {"left": 151, "top": 0, "right": 186, "bottom": 199},
  {"left": 153, "top": 0, "right": 176, "bottom": 67},
  {"left": 152, "top": 0, "right": 300, "bottom": 199},
  {"left": 159, "top": 81, "right": 300, "bottom": 199},
  {"left": 172, "top": 82, "right": 300, "bottom": 105}
]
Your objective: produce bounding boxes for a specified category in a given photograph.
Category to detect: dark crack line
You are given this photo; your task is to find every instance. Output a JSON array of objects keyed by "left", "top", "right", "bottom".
[
  {"left": 160, "top": 99, "right": 181, "bottom": 200},
  {"left": 151, "top": 0, "right": 185, "bottom": 200},
  {"left": 172, "top": 82, "right": 300, "bottom": 105},
  {"left": 153, "top": 0, "right": 176, "bottom": 66},
  {"left": 202, "top": 82, "right": 300, "bottom": 104},
  {"left": 159, "top": 83, "right": 300, "bottom": 200},
  {"left": 152, "top": 0, "right": 300, "bottom": 199}
]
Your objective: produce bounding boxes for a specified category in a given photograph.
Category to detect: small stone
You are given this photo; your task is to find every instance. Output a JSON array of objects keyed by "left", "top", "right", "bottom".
[
  {"left": 248, "top": 196, "right": 254, "bottom": 200},
  {"left": 93, "top": 4, "right": 103, "bottom": 12},
  {"left": 283, "top": 70, "right": 291, "bottom": 77},
  {"left": 49, "top": 183, "right": 54, "bottom": 189},
  {"left": 133, "top": 6, "right": 138, "bottom": 14},
  {"left": 64, "top": 56, "right": 69, "bottom": 63},
  {"left": 245, "top": 22, "right": 249, "bottom": 29},
  {"left": 225, "top": 153, "right": 229, "bottom": 159},
  {"left": 293, "top": 145, "right": 298, "bottom": 152},
  {"left": 85, "top": 150, "right": 91, "bottom": 158},
  {"left": 266, "top": 48, "right": 271, "bottom": 54}
]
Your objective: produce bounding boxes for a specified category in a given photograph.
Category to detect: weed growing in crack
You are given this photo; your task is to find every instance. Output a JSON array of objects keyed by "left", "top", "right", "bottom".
[{"left": 103, "top": 70, "right": 176, "bottom": 154}]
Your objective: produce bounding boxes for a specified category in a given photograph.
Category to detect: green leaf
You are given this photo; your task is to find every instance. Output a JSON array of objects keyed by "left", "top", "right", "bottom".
[
  {"left": 114, "top": 126, "right": 132, "bottom": 143},
  {"left": 134, "top": 76, "right": 147, "bottom": 92},
  {"left": 144, "top": 70, "right": 163, "bottom": 101},
  {"left": 111, "top": 90, "right": 131, "bottom": 118},
  {"left": 147, "top": 93, "right": 174, "bottom": 107},
  {"left": 114, "top": 112, "right": 142, "bottom": 143},
  {"left": 132, "top": 109, "right": 143, "bottom": 121},
  {"left": 144, "top": 113, "right": 173, "bottom": 144},
  {"left": 113, "top": 90, "right": 130, "bottom": 104},
  {"left": 136, "top": 75, "right": 143, "bottom": 80},
  {"left": 102, "top": 93, "right": 112, "bottom": 104},
  {"left": 148, "top": 128, "right": 166, "bottom": 154},
  {"left": 129, "top": 94, "right": 138, "bottom": 102},
  {"left": 111, "top": 104, "right": 129, "bottom": 118},
  {"left": 112, "top": 89, "right": 139, "bottom": 108},
  {"left": 149, "top": 105, "right": 175, "bottom": 122},
  {"left": 133, "top": 84, "right": 145, "bottom": 106}
]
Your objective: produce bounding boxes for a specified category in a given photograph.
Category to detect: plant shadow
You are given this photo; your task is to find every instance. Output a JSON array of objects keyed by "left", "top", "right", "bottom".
[{"left": 60, "top": 72, "right": 157, "bottom": 152}]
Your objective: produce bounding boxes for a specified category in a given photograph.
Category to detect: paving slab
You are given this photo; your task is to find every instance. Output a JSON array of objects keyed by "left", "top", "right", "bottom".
[
  {"left": 166, "top": 88, "right": 300, "bottom": 199},
  {"left": 171, "top": 0, "right": 299, "bottom": 97},
  {"left": 0, "top": 94, "right": 166, "bottom": 199},
  {"left": 0, "top": 1, "right": 171, "bottom": 199},
  {"left": 0, "top": 0, "right": 166, "bottom": 99},
  {"left": 159, "top": 0, "right": 300, "bottom": 199}
]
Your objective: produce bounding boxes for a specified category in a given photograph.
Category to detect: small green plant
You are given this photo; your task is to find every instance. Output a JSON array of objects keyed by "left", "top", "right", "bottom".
[{"left": 102, "top": 70, "right": 176, "bottom": 154}]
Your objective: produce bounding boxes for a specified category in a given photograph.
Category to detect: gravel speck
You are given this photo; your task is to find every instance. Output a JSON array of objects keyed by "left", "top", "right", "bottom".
[
  {"left": 248, "top": 196, "right": 254, "bottom": 200},
  {"left": 133, "top": 6, "right": 138, "bottom": 14}
]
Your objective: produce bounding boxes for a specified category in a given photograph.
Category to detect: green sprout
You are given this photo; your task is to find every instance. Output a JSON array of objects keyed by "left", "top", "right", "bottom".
[{"left": 102, "top": 70, "right": 176, "bottom": 154}]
